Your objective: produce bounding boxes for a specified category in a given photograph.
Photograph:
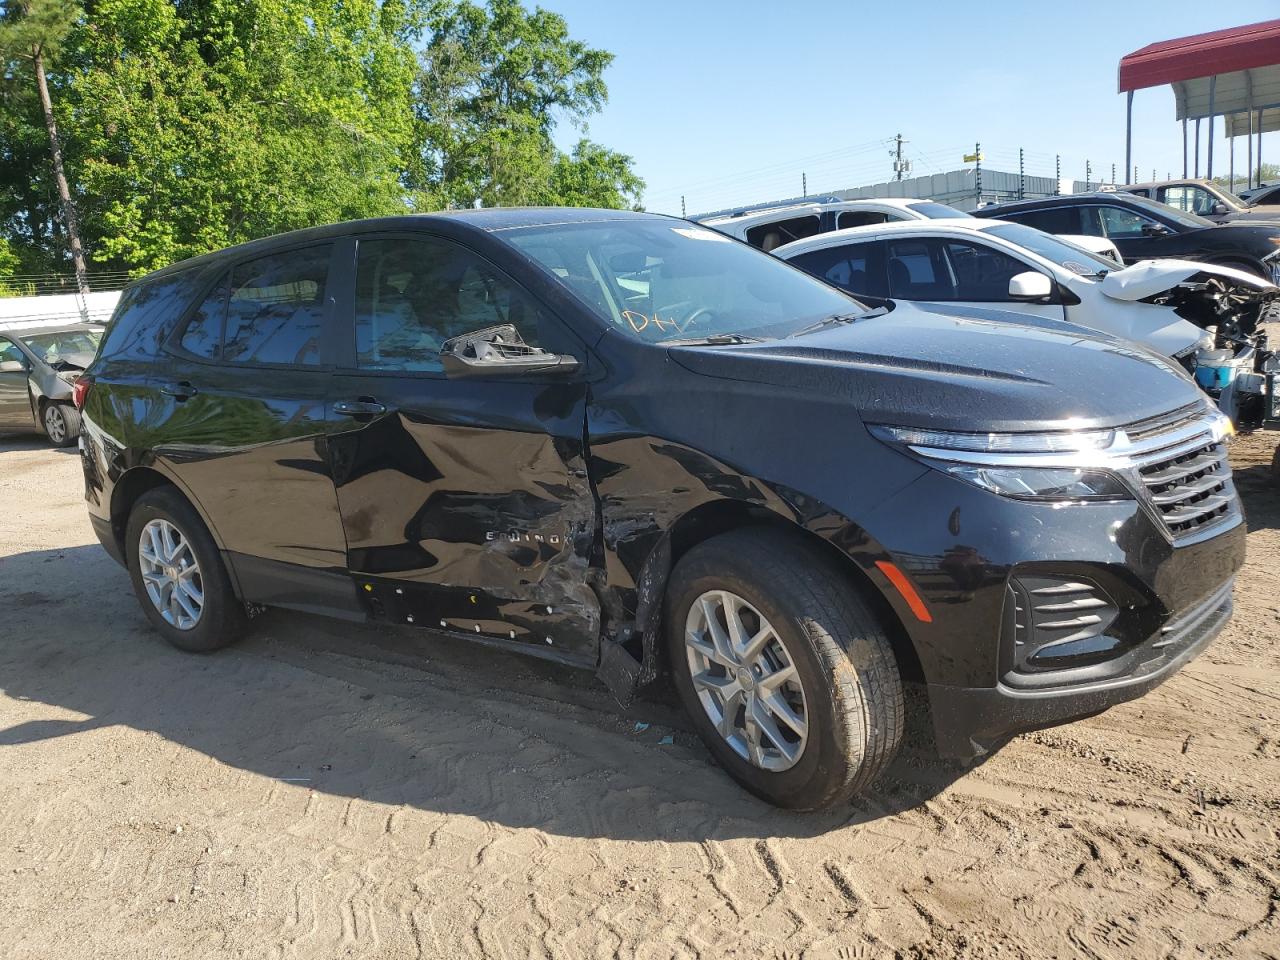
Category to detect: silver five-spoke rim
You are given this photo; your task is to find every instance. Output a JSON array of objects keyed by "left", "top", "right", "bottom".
[
  {"left": 684, "top": 590, "right": 808, "bottom": 772},
  {"left": 138, "top": 519, "right": 204, "bottom": 630},
  {"left": 44, "top": 405, "right": 65, "bottom": 443}
]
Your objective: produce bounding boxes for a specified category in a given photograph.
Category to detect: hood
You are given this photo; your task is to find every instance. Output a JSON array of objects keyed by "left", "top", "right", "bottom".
[
  {"left": 1220, "top": 205, "right": 1280, "bottom": 223},
  {"left": 1100, "top": 258, "right": 1278, "bottom": 300},
  {"left": 667, "top": 301, "right": 1202, "bottom": 433},
  {"left": 45, "top": 351, "right": 95, "bottom": 372},
  {"left": 1099, "top": 259, "right": 1277, "bottom": 345}
]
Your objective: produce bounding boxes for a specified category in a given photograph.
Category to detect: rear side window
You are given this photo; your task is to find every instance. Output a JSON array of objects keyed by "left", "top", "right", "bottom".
[
  {"left": 180, "top": 274, "right": 228, "bottom": 360},
  {"left": 222, "top": 246, "right": 331, "bottom": 365},
  {"left": 789, "top": 242, "right": 887, "bottom": 297},
  {"left": 837, "top": 211, "right": 889, "bottom": 229},
  {"left": 744, "top": 215, "right": 820, "bottom": 251}
]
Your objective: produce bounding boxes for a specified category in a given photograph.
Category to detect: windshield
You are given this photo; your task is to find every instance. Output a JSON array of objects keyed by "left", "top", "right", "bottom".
[
  {"left": 907, "top": 201, "right": 972, "bottom": 219},
  {"left": 984, "top": 223, "right": 1117, "bottom": 275},
  {"left": 21, "top": 329, "right": 101, "bottom": 362},
  {"left": 1124, "top": 193, "right": 1215, "bottom": 229},
  {"left": 504, "top": 220, "right": 867, "bottom": 342}
]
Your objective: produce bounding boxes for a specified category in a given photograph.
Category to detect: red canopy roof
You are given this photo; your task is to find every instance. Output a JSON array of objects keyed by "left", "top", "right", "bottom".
[{"left": 1118, "top": 19, "right": 1280, "bottom": 93}]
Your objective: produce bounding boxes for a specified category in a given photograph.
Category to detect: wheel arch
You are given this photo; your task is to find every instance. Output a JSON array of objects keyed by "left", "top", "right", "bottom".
[
  {"left": 108, "top": 465, "right": 239, "bottom": 595},
  {"left": 627, "top": 498, "right": 925, "bottom": 690}
]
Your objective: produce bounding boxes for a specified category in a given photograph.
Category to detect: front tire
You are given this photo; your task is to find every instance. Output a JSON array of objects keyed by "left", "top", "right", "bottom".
[
  {"left": 125, "top": 487, "right": 246, "bottom": 652},
  {"left": 43, "top": 401, "right": 79, "bottom": 447},
  {"left": 665, "top": 529, "right": 904, "bottom": 810}
]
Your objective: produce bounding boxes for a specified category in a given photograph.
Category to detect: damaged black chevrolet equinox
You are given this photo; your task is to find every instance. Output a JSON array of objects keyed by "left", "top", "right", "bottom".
[{"left": 79, "top": 208, "right": 1245, "bottom": 809}]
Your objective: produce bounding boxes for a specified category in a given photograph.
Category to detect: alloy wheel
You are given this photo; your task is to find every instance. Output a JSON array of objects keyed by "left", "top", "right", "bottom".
[
  {"left": 44, "top": 405, "right": 66, "bottom": 444},
  {"left": 138, "top": 518, "right": 204, "bottom": 630},
  {"left": 684, "top": 589, "right": 809, "bottom": 771}
]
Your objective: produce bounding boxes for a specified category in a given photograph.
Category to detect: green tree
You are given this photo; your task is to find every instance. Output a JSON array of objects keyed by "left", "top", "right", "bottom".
[
  {"left": 0, "top": 0, "right": 88, "bottom": 289},
  {"left": 415, "top": 0, "right": 641, "bottom": 209}
]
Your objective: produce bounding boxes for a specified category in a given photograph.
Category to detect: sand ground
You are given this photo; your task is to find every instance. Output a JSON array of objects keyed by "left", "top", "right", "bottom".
[{"left": 0, "top": 430, "right": 1277, "bottom": 959}]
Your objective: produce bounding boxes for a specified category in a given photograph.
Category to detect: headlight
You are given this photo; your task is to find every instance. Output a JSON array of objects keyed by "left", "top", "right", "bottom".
[
  {"left": 869, "top": 423, "right": 1132, "bottom": 501},
  {"left": 940, "top": 465, "right": 1131, "bottom": 500}
]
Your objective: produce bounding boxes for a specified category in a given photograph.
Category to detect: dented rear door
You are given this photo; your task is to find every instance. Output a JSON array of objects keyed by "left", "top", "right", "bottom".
[{"left": 326, "top": 233, "right": 601, "bottom": 661}]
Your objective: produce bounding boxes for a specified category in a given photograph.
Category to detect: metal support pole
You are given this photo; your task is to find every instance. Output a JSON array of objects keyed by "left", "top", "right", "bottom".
[
  {"left": 1248, "top": 108, "right": 1254, "bottom": 188},
  {"left": 1019, "top": 147, "right": 1025, "bottom": 200},
  {"left": 1182, "top": 118, "right": 1188, "bottom": 177},
  {"left": 680, "top": 196, "right": 686, "bottom": 217},
  {"left": 1055, "top": 155, "right": 1060, "bottom": 195},
  {"left": 802, "top": 172, "right": 807, "bottom": 197},
  {"left": 1123, "top": 90, "right": 1133, "bottom": 184},
  {"left": 1111, "top": 163, "right": 1116, "bottom": 185},
  {"left": 1206, "top": 76, "right": 1216, "bottom": 179},
  {"left": 1259, "top": 111, "right": 1264, "bottom": 180},
  {"left": 1085, "top": 159, "right": 1091, "bottom": 191},
  {"left": 1194, "top": 118, "right": 1201, "bottom": 178},
  {"left": 1230, "top": 133, "right": 1235, "bottom": 192}
]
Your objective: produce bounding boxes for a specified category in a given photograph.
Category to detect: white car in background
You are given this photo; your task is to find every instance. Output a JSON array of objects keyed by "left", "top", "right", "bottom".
[
  {"left": 699, "top": 197, "right": 1122, "bottom": 261},
  {"left": 773, "top": 219, "right": 1277, "bottom": 362}
]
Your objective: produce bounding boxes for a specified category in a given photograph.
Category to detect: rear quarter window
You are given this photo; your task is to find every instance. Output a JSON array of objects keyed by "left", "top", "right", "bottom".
[{"left": 98, "top": 270, "right": 210, "bottom": 361}]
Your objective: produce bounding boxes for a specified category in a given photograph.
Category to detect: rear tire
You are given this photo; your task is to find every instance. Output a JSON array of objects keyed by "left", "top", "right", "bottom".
[
  {"left": 125, "top": 487, "right": 246, "bottom": 652},
  {"left": 665, "top": 528, "right": 904, "bottom": 810},
  {"left": 43, "top": 401, "right": 79, "bottom": 447}
]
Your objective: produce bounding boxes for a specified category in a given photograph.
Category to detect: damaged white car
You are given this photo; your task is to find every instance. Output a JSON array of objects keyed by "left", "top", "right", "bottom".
[{"left": 774, "top": 219, "right": 1278, "bottom": 425}]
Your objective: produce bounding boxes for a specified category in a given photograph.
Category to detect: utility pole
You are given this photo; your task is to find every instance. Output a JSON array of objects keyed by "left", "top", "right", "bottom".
[
  {"left": 1018, "top": 147, "right": 1025, "bottom": 200},
  {"left": 891, "top": 134, "right": 911, "bottom": 181},
  {"left": 974, "top": 142, "right": 982, "bottom": 204}
]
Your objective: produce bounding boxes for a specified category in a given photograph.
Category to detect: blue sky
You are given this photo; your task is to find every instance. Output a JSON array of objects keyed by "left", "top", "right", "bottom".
[{"left": 542, "top": 1, "right": 1279, "bottom": 215}]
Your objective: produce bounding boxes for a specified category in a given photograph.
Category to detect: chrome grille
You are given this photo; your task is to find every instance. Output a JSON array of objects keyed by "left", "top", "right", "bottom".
[{"left": 1130, "top": 420, "right": 1236, "bottom": 541}]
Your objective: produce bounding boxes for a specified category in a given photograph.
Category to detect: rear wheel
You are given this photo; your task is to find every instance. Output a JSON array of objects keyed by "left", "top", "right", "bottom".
[
  {"left": 125, "top": 487, "right": 246, "bottom": 652},
  {"left": 42, "top": 401, "right": 79, "bottom": 447},
  {"left": 665, "top": 529, "right": 904, "bottom": 810}
]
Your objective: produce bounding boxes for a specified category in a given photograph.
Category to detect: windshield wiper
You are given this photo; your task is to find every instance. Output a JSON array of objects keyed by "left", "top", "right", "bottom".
[
  {"left": 788, "top": 310, "right": 879, "bottom": 338},
  {"left": 660, "top": 333, "right": 762, "bottom": 346}
]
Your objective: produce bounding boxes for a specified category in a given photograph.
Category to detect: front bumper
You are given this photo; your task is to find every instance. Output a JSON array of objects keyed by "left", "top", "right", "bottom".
[{"left": 928, "top": 577, "right": 1234, "bottom": 758}]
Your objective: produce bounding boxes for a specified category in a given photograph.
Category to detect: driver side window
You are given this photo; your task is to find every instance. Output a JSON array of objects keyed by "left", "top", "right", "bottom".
[
  {"left": 0, "top": 338, "right": 24, "bottom": 367},
  {"left": 354, "top": 238, "right": 544, "bottom": 373},
  {"left": 1098, "top": 206, "right": 1158, "bottom": 239}
]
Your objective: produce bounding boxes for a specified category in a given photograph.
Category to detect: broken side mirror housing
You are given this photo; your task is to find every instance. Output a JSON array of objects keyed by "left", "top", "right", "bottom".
[
  {"left": 440, "top": 324, "right": 580, "bottom": 380},
  {"left": 1008, "top": 271, "right": 1053, "bottom": 301}
]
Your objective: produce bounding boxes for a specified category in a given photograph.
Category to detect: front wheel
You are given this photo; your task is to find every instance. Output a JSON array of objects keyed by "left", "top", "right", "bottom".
[
  {"left": 43, "top": 401, "right": 79, "bottom": 447},
  {"left": 665, "top": 529, "right": 904, "bottom": 810},
  {"left": 125, "top": 487, "right": 246, "bottom": 652}
]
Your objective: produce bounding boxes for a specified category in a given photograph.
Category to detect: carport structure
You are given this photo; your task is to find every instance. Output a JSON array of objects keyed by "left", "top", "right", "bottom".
[{"left": 1119, "top": 19, "right": 1280, "bottom": 187}]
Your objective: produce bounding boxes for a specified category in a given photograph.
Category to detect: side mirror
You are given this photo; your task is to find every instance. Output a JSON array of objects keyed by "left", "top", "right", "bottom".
[
  {"left": 1008, "top": 271, "right": 1053, "bottom": 301},
  {"left": 1211, "top": 202, "right": 1229, "bottom": 216},
  {"left": 440, "top": 323, "right": 580, "bottom": 380},
  {"left": 0, "top": 359, "right": 26, "bottom": 373},
  {"left": 1140, "top": 222, "right": 1170, "bottom": 237}
]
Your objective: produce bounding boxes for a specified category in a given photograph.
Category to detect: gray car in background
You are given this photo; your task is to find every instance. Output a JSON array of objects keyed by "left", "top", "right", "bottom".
[{"left": 0, "top": 323, "right": 103, "bottom": 447}]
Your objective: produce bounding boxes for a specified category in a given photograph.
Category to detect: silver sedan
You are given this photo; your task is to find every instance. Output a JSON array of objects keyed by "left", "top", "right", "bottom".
[{"left": 0, "top": 323, "right": 103, "bottom": 447}]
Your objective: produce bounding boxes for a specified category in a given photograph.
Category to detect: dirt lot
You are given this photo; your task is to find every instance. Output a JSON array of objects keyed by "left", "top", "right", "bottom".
[{"left": 0, "top": 433, "right": 1277, "bottom": 960}]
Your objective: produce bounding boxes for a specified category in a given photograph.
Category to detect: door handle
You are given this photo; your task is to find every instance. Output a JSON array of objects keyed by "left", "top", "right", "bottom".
[
  {"left": 333, "top": 398, "right": 387, "bottom": 417},
  {"left": 161, "top": 381, "right": 197, "bottom": 401}
]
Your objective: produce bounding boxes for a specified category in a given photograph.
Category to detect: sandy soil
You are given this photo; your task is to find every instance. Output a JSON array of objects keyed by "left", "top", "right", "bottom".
[{"left": 0, "top": 431, "right": 1277, "bottom": 960}]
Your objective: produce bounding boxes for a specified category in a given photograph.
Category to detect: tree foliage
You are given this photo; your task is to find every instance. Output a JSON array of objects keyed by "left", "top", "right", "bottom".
[{"left": 0, "top": 0, "right": 643, "bottom": 275}]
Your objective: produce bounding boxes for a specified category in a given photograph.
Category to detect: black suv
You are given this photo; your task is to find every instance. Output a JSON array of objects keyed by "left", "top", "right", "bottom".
[
  {"left": 79, "top": 209, "right": 1245, "bottom": 809},
  {"left": 974, "top": 192, "right": 1280, "bottom": 281}
]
